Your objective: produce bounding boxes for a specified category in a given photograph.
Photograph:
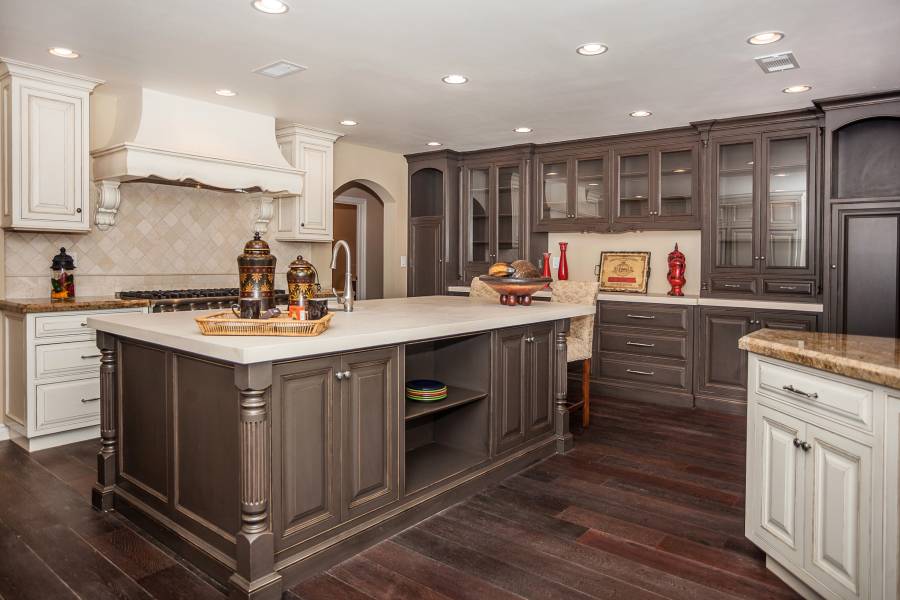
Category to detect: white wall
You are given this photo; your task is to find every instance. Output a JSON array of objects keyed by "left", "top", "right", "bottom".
[{"left": 547, "top": 230, "right": 702, "bottom": 296}]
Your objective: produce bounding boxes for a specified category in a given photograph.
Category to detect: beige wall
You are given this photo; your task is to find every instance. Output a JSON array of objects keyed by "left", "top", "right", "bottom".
[{"left": 547, "top": 230, "right": 702, "bottom": 296}]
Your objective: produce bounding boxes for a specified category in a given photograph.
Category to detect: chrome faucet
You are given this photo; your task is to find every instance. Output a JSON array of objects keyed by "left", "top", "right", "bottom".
[{"left": 330, "top": 240, "right": 354, "bottom": 312}]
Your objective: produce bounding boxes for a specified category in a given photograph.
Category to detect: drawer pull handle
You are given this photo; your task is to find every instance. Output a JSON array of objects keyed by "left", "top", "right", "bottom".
[
  {"left": 626, "top": 369, "right": 655, "bottom": 376},
  {"left": 80, "top": 354, "right": 102, "bottom": 359},
  {"left": 626, "top": 341, "right": 656, "bottom": 348},
  {"left": 722, "top": 284, "right": 741, "bottom": 289},
  {"left": 778, "top": 286, "right": 797, "bottom": 290},
  {"left": 782, "top": 384, "right": 818, "bottom": 399},
  {"left": 80, "top": 323, "right": 88, "bottom": 327},
  {"left": 81, "top": 397, "right": 100, "bottom": 403},
  {"left": 626, "top": 314, "right": 655, "bottom": 320}
]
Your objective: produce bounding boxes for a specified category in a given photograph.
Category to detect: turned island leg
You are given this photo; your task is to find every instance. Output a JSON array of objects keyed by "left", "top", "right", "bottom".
[
  {"left": 230, "top": 363, "right": 282, "bottom": 600},
  {"left": 554, "top": 319, "right": 574, "bottom": 453},
  {"left": 92, "top": 332, "right": 118, "bottom": 511}
]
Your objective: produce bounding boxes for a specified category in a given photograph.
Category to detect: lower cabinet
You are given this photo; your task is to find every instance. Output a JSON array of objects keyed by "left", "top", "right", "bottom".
[{"left": 746, "top": 354, "right": 883, "bottom": 600}]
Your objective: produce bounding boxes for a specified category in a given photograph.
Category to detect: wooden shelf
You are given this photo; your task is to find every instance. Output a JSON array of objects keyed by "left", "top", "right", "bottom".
[
  {"left": 405, "top": 442, "right": 486, "bottom": 494},
  {"left": 405, "top": 386, "right": 487, "bottom": 421}
]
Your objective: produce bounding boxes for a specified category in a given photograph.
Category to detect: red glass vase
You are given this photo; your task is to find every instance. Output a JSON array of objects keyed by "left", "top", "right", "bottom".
[
  {"left": 558, "top": 242, "right": 569, "bottom": 280},
  {"left": 541, "top": 251, "right": 552, "bottom": 289}
]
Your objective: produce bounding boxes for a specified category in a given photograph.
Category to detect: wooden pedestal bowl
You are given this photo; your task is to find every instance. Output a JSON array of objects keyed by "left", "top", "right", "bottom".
[{"left": 478, "top": 275, "right": 552, "bottom": 306}]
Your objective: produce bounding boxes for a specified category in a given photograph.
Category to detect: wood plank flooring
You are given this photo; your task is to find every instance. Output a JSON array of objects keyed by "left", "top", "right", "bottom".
[{"left": 0, "top": 398, "right": 800, "bottom": 599}]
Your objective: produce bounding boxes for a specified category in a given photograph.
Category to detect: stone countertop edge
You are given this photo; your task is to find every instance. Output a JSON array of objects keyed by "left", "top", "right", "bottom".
[
  {"left": 739, "top": 329, "right": 900, "bottom": 390},
  {"left": 86, "top": 296, "right": 595, "bottom": 365},
  {"left": 0, "top": 296, "right": 151, "bottom": 314}
]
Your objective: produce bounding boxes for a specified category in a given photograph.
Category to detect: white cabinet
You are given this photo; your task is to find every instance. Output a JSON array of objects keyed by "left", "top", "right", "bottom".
[
  {"left": 0, "top": 59, "right": 102, "bottom": 232},
  {"left": 274, "top": 124, "right": 341, "bottom": 242},
  {"left": 746, "top": 354, "right": 889, "bottom": 600},
  {"left": 2, "top": 306, "right": 147, "bottom": 451}
]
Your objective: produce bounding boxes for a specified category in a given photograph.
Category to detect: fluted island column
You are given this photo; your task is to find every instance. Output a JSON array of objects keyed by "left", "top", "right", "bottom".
[
  {"left": 92, "top": 332, "right": 118, "bottom": 511},
  {"left": 555, "top": 319, "right": 574, "bottom": 453}
]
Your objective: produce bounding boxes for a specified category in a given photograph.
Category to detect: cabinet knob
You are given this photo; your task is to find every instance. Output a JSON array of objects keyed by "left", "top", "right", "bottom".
[
  {"left": 335, "top": 371, "right": 344, "bottom": 380},
  {"left": 793, "top": 437, "right": 802, "bottom": 448},
  {"left": 754, "top": 256, "right": 760, "bottom": 260},
  {"left": 342, "top": 370, "right": 351, "bottom": 379},
  {"left": 831, "top": 264, "right": 837, "bottom": 269},
  {"left": 300, "top": 222, "right": 305, "bottom": 227},
  {"left": 76, "top": 208, "right": 82, "bottom": 214},
  {"left": 760, "top": 256, "right": 766, "bottom": 261},
  {"left": 800, "top": 441, "right": 811, "bottom": 452}
]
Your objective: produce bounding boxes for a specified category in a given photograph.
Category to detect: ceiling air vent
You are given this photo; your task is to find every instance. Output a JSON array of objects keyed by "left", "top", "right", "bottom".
[
  {"left": 253, "top": 60, "right": 307, "bottom": 78},
  {"left": 755, "top": 51, "right": 799, "bottom": 74}
]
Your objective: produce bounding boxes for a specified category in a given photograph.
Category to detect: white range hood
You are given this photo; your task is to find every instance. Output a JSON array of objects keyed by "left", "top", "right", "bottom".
[{"left": 90, "top": 87, "right": 303, "bottom": 229}]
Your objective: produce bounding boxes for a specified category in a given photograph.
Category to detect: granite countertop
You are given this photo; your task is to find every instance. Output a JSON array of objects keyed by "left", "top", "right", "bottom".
[
  {"left": 0, "top": 296, "right": 150, "bottom": 314},
  {"left": 739, "top": 329, "right": 900, "bottom": 389}
]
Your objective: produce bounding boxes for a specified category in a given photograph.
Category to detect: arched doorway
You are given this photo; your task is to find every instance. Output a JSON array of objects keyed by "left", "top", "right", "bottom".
[{"left": 333, "top": 182, "right": 385, "bottom": 300}]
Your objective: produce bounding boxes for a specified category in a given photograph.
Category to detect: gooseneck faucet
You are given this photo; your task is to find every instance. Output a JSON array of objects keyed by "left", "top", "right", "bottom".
[{"left": 330, "top": 240, "right": 354, "bottom": 312}]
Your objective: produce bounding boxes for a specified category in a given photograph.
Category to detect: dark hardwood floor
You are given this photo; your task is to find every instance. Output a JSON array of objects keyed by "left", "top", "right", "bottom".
[{"left": 0, "top": 398, "right": 800, "bottom": 599}]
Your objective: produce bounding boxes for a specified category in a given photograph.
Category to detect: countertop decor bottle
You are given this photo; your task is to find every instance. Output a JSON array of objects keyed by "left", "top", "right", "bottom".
[
  {"left": 287, "top": 255, "right": 320, "bottom": 304},
  {"left": 541, "top": 251, "right": 553, "bottom": 289},
  {"left": 237, "top": 232, "right": 276, "bottom": 311},
  {"left": 557, "top": 242, "right": 569, "bottom": 280},
  {"left": 50, "top": 247, "right": 76, "bottom": 300},
  {"left": 667, "top": 243, "right": 686, "bottom": 297}
]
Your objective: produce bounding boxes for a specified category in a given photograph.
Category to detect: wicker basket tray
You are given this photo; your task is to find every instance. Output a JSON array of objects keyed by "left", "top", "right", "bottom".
[{"left": 195, "top": 311, "right": 333, "bottom": 337}]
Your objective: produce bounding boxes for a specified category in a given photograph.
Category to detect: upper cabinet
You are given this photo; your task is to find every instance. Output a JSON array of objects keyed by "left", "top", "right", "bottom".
[
  {"left": 0, "top": 59, "right": 102, "bottom": 232},
  {"left": 274, "top": 125, "right": 341, "bottom": 242},
  {"left": 535, "top": 147, "right": 611, "bottom": 231}
]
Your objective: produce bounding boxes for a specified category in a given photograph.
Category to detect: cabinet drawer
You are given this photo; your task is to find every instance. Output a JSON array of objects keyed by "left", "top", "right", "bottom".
[
  {"left": 35, "top": 340, "right": 102, "bottom": 379},
  {"left": 598, "top": 330, "right": 687, "bottom": 360},
  {"left": 762, "top": 280, "right": 815, "bottom": 297},
  {"left": 710, "top": 278, "right": 757, "bottom": 294},
  {"left": 598, "top": 355, "right": 688, "bottom": 391},
  {"left": 34, "top": 313, "right": 95, "bottom": 338},
  {"left": 598, "top": 303, "right": 689, "bottom": 332},
  {"left": 755, "top": 358, "right": 873, "bottom": 432},
  {"left": 35, "top": 378, "right": 101, "bottom": 432}
]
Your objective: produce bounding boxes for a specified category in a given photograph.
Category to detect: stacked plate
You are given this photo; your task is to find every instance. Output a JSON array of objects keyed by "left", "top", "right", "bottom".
[{"left": 406, "top": 379, "right": 448, "bottom": 402}]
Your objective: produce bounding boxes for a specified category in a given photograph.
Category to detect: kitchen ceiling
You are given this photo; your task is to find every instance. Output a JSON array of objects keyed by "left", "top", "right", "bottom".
[{"left": 1, "top": 0, "right": 898, "bottom": 154}]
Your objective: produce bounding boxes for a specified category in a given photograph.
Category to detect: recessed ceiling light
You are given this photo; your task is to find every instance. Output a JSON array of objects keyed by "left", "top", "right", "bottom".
[
  {"left": 48, "top": 47, "right": 79, "bottom": 59},
  {"left": 252, "top": 0, "right": 289, "bottom": 14},
  {"left": 576, "top": 43, "right": 608, "bottom": 56},
  {"left": 215, "top": 89, "right": 237, "bottom": 97},
  {"left": 426, "top": 141, "right": 442, "bottom": 147},
  {"left": 747, "top": 31, "right": 785, "bottom": 45},
  {"left": 339, "top": 120, "right": 358, "bottom": 126},
  {"left": 514, "top": 127, "right": 533, "bottom": 133},
  {"left": 783, "top": 84, "right": 812, "bottom": 94},
  {"left": 629, "top": 110, "right": 652, "bottom": 118},
  {"left": 442, "top": 74, "right": 468, "bottom": 85}
]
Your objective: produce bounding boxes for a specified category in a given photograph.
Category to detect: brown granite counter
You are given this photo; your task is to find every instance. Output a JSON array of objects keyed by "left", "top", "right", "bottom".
[
  {"left": 739, "top": 329, "right": 900, "bottom": 389},
  {"left": 0, "top": 296, "right": 150, "bottom": 314}
]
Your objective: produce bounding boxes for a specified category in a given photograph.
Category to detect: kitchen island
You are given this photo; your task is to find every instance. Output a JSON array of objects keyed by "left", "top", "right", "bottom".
[{"left": 86, "top": 296, "right": 593, "bottom": 600}]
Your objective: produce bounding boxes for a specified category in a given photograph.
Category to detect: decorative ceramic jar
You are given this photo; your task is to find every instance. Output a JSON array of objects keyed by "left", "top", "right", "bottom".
[
  {"left": 50, "top": 247, "right": 76, "bottom": 299},
  {"left": 237, "top": 232, "right": 276, "bottom": 311},
  {"left": 667, "top": 243, "right": 686, "bottom": 297},
  {"left": 286, "top": 255, "right": 321, "bottom": 304}
]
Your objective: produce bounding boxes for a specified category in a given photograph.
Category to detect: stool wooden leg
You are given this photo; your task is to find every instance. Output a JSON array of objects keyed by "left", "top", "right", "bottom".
[{"left": 582, "top": 359, "right": 591, "bottom": 428}]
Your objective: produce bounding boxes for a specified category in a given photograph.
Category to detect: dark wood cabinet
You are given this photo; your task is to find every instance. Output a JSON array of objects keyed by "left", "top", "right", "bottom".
[
  {"left": 526, "top": 322, "right": 555, "bottom": 438},
  {"left": 534, "top": 146, "right": 612, "bottom": 231},
  {"left": 408, "top": 216, "right": 443, "bottom": 296}
]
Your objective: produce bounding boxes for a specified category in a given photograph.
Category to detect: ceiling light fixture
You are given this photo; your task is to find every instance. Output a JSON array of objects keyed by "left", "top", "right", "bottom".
[
  {"left": 252, "top": 0, "right": 289, "bottom": 14},
  {"left": 442, "top": 74, "right": 468, "bottom": 85},
  {"left": 782, "top": 84, "right": 812, "bottom": 94},
  {"left": 426, "top": 141, "right": 442, "bottom": 147},
  {"left": 576, "top": 42, "right": 608, "bottom": 56},
  {"left": 48, "top": 47, "right": 79, "bottom": 59},
  {"left": 629, "top": 110, "right": 652, "bottom": 117},
  {"left": 747, "top": 31, "right": 784, "bottom": 45},
  {"left": 215, "top": 89, "right": 237, "bottom": 97},
  {"left": 339, "top": 120, "right": 358, "bottom": 126},
  {"left": 514, "top": 127, "right": 533, "bottom": 133}
]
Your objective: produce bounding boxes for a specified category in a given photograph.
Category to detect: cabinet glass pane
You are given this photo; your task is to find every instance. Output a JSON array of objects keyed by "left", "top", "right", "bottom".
[
  {"left": 716, "top": 142, "right": 755, "bottom": 267},
  {"left": 542, "top": 162, "right": 568, "bottom": 220},
  {"left": 659, "top": 150, "right": 693, "bottom": 217},
  {"left": 576, "top": 158, "right": 605, "bottom": 218},
  {"left": 467, "top": 168, "right": 490, "bottom": 263},
  {"left": 618, "top": 154, "right": 649, "bottom": 217},
  {"left": 497, "top": 166, "right": 521, "bottom": 263},
  {"left": 766, "top": 137, "right": 808, "bottom": 268}
]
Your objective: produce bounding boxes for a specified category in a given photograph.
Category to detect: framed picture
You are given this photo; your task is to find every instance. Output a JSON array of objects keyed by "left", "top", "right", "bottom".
[{"left": 596, "top": 251, "right": 651, "bottom": 293}]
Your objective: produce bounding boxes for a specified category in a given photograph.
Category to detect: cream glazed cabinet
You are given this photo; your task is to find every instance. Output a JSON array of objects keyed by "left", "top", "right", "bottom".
[
  {"left": 2, "top": 307, "right": 147, "bottom": 451},
  {"left": 745, "top": 353, "right": 899, "bottom": 600},
  {"left": 0, "top": 59, "right": 102, "bottom": 232},
  {"left": 274, "top": 124, "right": 342, "bottom": 242}
]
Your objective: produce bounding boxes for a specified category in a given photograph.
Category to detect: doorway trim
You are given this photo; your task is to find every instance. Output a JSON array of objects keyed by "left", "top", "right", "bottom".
[{"left": 333, "top": 197, "right": 368, "bottom": 300}]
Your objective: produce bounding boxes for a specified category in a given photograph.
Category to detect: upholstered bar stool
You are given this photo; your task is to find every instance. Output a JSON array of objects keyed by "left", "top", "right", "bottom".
[{"left": 550, "top": 281, "right": 599, "bottom": 427}]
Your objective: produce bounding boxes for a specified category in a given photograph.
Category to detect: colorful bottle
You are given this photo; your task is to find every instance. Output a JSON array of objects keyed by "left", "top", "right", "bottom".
[
  {"left": 50, "top": 247, "right": 76, "bottom": 299},
  {"left": 558, "top": 242, "right": 569, "bottom": 280}
]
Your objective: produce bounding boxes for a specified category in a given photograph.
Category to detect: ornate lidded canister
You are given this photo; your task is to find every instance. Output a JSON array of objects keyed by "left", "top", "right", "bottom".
[
  {"left": 286, "top": 255, "right": 320, "bottom": 304},
  {"left": 238, "top": 232, "right": 277, "bottom": 310}
]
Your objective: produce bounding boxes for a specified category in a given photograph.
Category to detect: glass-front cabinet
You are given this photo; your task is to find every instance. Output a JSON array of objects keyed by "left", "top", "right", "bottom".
[{"left": 535, "top": 149, "right": 611, "bottom": 231}]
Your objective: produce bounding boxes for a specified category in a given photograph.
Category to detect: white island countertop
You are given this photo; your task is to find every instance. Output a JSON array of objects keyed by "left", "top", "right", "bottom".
[{"left": 86, "top": 296, "right": 594, "bottom": 365}]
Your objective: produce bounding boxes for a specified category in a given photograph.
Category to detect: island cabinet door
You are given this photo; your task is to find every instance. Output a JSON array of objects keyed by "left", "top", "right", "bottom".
[
  {"left": 526, "top": 322, "right": 555, "bottom": 439},
  {"left": 340, "top": 347, "right": 400, "bottom": 521},
  {"left": 271, "top": 356, "right": 342, "bottom": 549},
  {"left": 493, "top": 327, "right": 528, "bottom": 454}
]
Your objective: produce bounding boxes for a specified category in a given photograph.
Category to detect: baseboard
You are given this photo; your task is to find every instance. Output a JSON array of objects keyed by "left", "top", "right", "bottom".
[
  {"left": 582, "top": 378, "right": 694, "bottom": 408},
  {"left": 694, "top": 393, "right": 748, "bottom": 415},
  {"left": 9, "top": 425, "right": 99, "bottom": 452},
  {"left": 765, "top": 556, "right": 825, "bottom": 600}
]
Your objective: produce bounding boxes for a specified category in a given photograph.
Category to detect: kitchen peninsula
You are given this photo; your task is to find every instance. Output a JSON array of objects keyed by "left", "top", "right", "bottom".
[{"left": 85, "top": 295, "right": 592, "bottom": 600}]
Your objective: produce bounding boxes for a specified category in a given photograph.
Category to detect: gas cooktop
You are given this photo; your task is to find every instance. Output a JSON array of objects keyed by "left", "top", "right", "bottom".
[{"left": 117, "top": 288, "right": 287, "bottom": 312}]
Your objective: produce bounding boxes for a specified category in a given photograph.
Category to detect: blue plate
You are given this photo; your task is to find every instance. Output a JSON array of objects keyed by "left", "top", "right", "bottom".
[{"left": 406, "top": 379, "right": 446, "bottom": 392}]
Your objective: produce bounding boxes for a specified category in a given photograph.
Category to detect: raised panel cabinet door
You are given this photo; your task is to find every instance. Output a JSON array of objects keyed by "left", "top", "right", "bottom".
[
  {"left": 655, "top": 145, "right": 700, "bottom": 228},
  {"left": 803, "top": 424, "right": 872, "bottom": 600},
  {"left": 495, "top": 164, "right": 523, "bottom": 263},
  {"left": 271, "top": 356, "right": 342, "bottom": 548},
  {"left": 710, "top": 137, "right": 760, "bottom": 274},
  {"left": 615, "top": 151, "right": 652, "bottom": 227},
  {"left": 526, "top": 323, "right": 554, "bottom": 438},
  {"left": 494, "top": 327, "right": 528, "bottom": 453},
  {"left": 409, "top": 217, "right": 442, "bottom": 297},
  {"left": 298, "top": 142, "right": 330, "bottom": 235},
  {"left": 341, "top": 347, "right": 399, "bottom": 520},
  {"left": 465, "top": 166, "right": 493, "bottom": 271},
  {"left": 753, "top": 405, "right": 806, "bottom": 567},
  {"left": 696, "top": 308, "right": 754, "bottom": 401}
]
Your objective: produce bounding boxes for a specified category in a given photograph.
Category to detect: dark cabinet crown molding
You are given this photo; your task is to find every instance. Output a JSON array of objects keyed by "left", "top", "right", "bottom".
[{"left": 814, "top": 89, "right": 900, "bottom": 112}]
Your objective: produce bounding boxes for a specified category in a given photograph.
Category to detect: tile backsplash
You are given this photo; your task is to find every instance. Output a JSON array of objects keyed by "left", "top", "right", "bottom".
[{"left": 4, "top": 182, "right": 315, "bottom": 298}]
